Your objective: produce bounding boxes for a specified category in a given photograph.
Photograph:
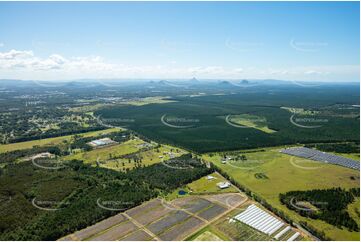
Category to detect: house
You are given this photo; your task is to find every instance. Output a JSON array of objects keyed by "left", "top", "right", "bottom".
[
  {"left": 217, "top": 181, "right": 231, "bottom": 189},
  {"left": 207, "top": 175, "right": 215, "bottom": 180}
]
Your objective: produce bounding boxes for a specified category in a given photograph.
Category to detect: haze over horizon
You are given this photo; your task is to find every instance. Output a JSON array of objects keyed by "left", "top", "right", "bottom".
[{"left": 0, "top": 1, "right": 359, "bottom": 82}]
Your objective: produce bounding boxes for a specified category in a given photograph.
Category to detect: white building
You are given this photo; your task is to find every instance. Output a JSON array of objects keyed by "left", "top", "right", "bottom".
[{"left": 217, "top": 181, "right": 231, "bottom": 189}]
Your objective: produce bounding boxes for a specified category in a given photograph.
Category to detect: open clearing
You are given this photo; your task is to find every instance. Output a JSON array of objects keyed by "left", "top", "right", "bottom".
[
  {"left": 187, "top": 172, "right": 239, "bottom": 194},
  {"left": 123, "top": 96, "right": 176, "bottom": 106},
  {"left": 202, "top": 146, "right": 360, "bottom": 241},
  {"left": 64, "top": 138, "right": 186, "bottom": 171},
  {"left": 0, "top": 128, "right": 120, "bottom": 153},
  {"left": 60, "top": 192, "right": 248, "bottom": 241},
  {"left": 226, "top": 114, "right": 276, "bottom": 133},
  {"left": 193, "top": 230, "right": 222, "bottom": 241},
  {"left": 164, "top": 172, "right": 238, "bottom": 200}
]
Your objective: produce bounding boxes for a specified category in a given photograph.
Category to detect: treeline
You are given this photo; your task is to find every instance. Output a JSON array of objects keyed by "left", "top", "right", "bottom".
[
  {"left": 8, "top": 126, "right": 106, "bottom": 143},
  {"left": 305, "top": 142, "right": 359, "bottom": 154},
  {"left": 0, "top": 155, "right": 211, "bottom": 240},
  {"left": 280, "top": 188, "right": 360, "bottom": 232},
  {"left": 0, "top": 146, "right": 63, "bottom": 166}
]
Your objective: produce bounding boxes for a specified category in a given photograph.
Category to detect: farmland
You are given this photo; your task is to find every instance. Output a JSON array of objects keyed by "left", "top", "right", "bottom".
[
  {"left": 202, "top": 147, "right": 360, "bottom": 240},
  {"left": 61, "top": 193, "right": 248, "bottom": 241},
  {"left": 186, "top": 200, "right": 304, "bottom": 241}
]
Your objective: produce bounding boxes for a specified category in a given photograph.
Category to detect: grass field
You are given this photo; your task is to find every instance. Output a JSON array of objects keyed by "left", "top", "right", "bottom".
[
  {"left": 64, "top": 138, "right": 187, "bottom": 171},
  {"left": 187, "top": 226, "right": 229, "bottom": 241},
  {"left": 226, "top": 114, "right": 276, "bottom": 134},
  {"left": 98, "top": 144, "right": 187, "bottom": 171},
  {"left": 63, "top": 138, "right": 142, "bottom": 165},
  {"left": 193, "top": 230, "right": 222, "bottom": 241},
  {"left": 187, "top": 172, "right": 238, "bottom": 194},
  {"left": 202, "top": 147, "right": 360, "bottom": 241},
  {"left": 124, "top": 96, "right": 176, "bottom": 106},
  {"left": 164, "top": 172, "right": 238, "bottom": 200},
  {"left": 0, "top": 128, "right": 120, "bottom": 153},
  {"left": 334, "top": 152, "right": 360, "bottom": 161}
]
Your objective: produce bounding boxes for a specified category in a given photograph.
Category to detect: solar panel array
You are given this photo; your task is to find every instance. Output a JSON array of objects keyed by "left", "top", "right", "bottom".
[
  {"left": 280, "top": 147, "right": 359, "bottom": 170},
  {"left": 233, "top": 204, "right": 284, "bottom": 236}
]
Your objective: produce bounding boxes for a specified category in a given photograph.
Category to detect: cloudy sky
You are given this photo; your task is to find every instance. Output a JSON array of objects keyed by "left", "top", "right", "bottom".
[{"left": 0, "top": 1, "right": 359, "bottom": 82}]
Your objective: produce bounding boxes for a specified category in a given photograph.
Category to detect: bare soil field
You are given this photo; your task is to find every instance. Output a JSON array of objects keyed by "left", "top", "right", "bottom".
[
  {"left": 134, "top": 203, "right": 174, "bottom": 225},
  {"left": 158, "top": 217, "right": 205, "bottom": 241},
  {"left": 59, "top": 213, "right": 128, "bottom": 240},
  {"left": 204, "top": 193, "right": 247, "bottom": 208},
  {"left": 148, "top": 210, "right": 190, "bottom": 235},
  {"left": 119, "top": 230, "right": 153, "bottom": 241},
  {"left": 173, "top": 197, "right": 212, "bottom": 213},
  {"left": 125, "top": 198, "right": 161, "bottom": 218},
  {"left": 197, "top": 204, "right": 227, "bottom": 221},
  {"left": 60, "top": 193, "right": 249, "bottom": 241},
  {"left": 89, "top": 221, "right": 137, "bottom": 241}
]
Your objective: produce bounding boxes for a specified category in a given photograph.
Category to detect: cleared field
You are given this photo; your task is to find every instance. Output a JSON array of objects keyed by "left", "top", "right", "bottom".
[
  {"left": 131, "top": 203, "right": 174, "bottom": 226},
  {"left": 204, "top": 193, "right": 247, "bottom": 208},
  {"left": 202, "top": 147, "right": 360, "bottom": 241},
  {"left": 125, "top": 198, "right": 162, "bottom": 218},
  {"left": 119, "top": 230, "right": 152, "bottom": 241},
  {"left": 197, "top": 204, "right": 227, "bottom": 221},
  {"left": 88, "top": 220, "right": 137, "bottom": 241},
  {"left": 67, "top": 213, "right": 127, "bottom": 240},
  {"left": 62, "top": 193, "right": 242, "bottom": 241},
  {"left": 148, "top": 210, "right": 190, "bottom": 235},
  {"left": 187, "top": 172, "right": 238, "bottom": 194},
  {"left": 0, "top": 128, "right": 120, "bottom": 153},
  {"left": 124, "top": 96, "right": 176, "bottom": 106},
  {"left": 335, "top": 152, "right": 360, "bottom": 161},
  {"left": 158, "top": 217, "right": 205, "bottom": 241},
  {"left": 193, "top": 230, "right": 222, "bottom": 241},
  {"left": 100, "top": 144, "right": 187, "bottom": 171},
  {"left": 225, "top": 114, "right": 276, "bottom": 133},
  {"left": 64, "top": 138, "right": 143, "bottom": 165},
  {"left": 173, "top": 197, "right": 212, "bottom": 213}
]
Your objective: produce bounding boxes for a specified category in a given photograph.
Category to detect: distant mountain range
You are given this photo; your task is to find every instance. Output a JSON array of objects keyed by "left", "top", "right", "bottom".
[{"left": 0, "top": 78, "right": 358, "bottom": 89}]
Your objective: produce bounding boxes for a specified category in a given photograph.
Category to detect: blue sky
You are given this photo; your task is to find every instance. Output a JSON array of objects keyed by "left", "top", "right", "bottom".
[{"left": 0, "top": 1, "right": 359, "bottom": 81}]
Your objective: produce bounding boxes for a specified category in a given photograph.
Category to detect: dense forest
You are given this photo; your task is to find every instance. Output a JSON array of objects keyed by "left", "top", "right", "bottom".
[
  {"left": 96, "top": 86, "right": 359, "bottom": 153},
  {"left": 280, "top": 188, "right": 360, "bottom": 232},
  {"left": 305, "top": 142, "right": 359, "bottom": 154},
  {"left": 0, "top": 154, "right": 211, "bottom": 240}
]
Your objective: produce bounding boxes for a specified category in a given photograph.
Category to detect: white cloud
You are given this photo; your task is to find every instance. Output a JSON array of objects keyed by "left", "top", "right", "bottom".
[
  {"left": 0, "top": 49, "right": 358, "bottom": 82},
  {"left": 0, "top": 49, "right": 33, "bottom": 60}
]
